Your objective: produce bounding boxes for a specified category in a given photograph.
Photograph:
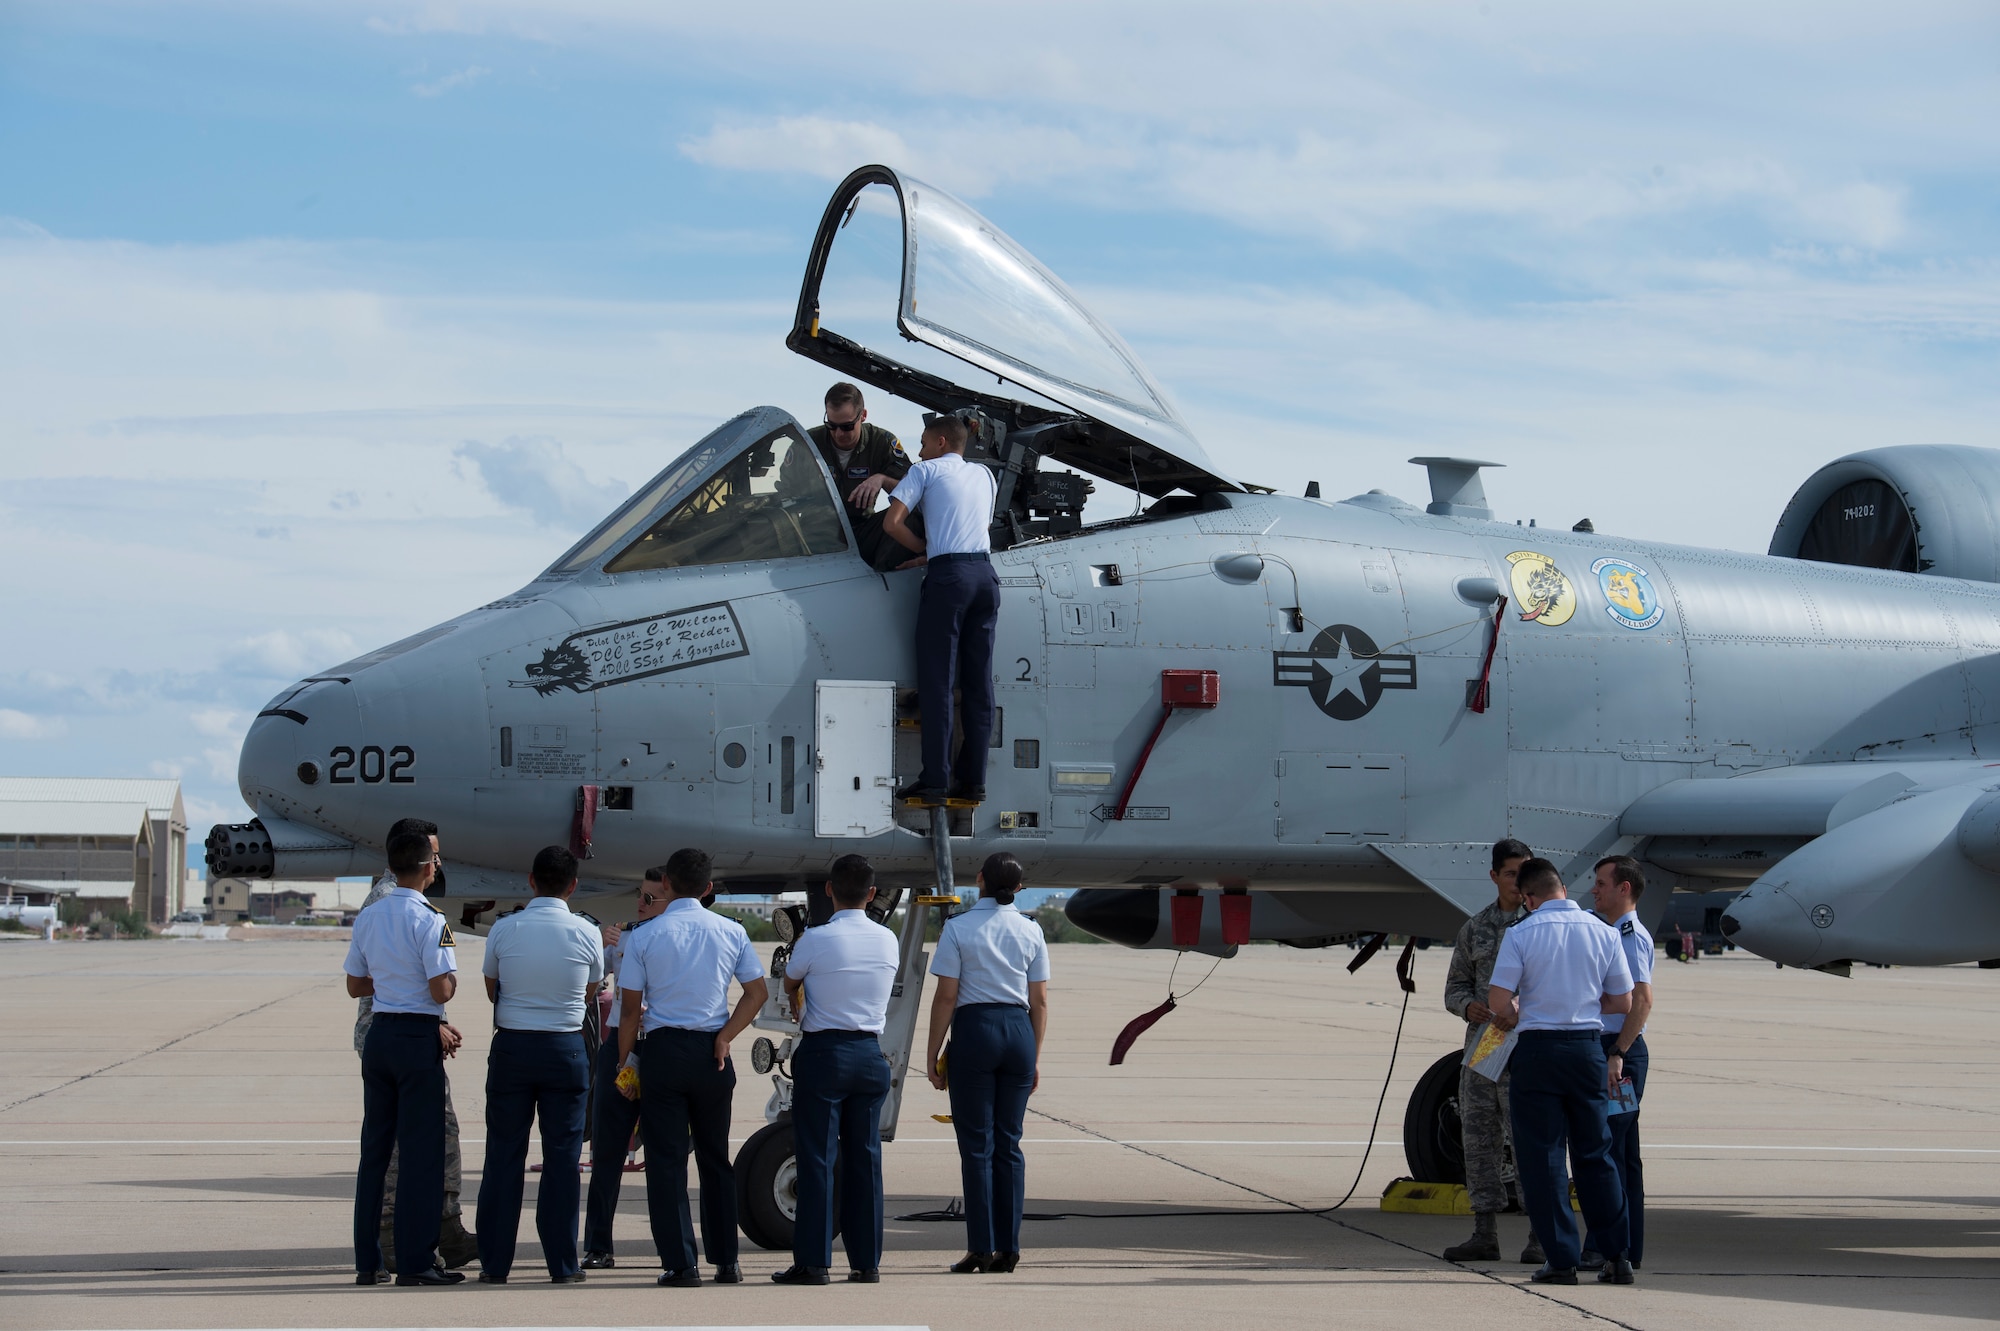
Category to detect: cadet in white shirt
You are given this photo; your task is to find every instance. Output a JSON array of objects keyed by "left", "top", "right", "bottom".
[
  {"left": 343, "top": 831, "right": 464, "bottom": 1286},
  {"left": 616, "top": 848, "right": 767, "bottom": 1287},
  {"left": 351, "top": 816, "right": 475, "bottom": 1272},
  {"left": 923, "top": 852, "right": 1051, "bottom": 1274},
  {"left": 1582, "top": 855, "right": 1656, "bottom": 1272},
  {"left": 581, "top": 867, "right": 669, "bottom": 1269},
  {"left": 882, "top": 411, "right": 1002, "bottom": 805},
  {"left": 1488, "top": 858, "right": 1635, "bottom": 1287},
  {"left": 474, "top": 846, "right": 604, "bottom": 1284},
  {"left": 773, "top": 854, "right": 900, "bottom": 1286}
]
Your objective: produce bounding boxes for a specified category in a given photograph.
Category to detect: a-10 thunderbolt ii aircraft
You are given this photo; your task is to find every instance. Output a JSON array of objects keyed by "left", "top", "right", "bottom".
[{"left": 209, "top": 164, "right": 2000, "bottom": 1229}]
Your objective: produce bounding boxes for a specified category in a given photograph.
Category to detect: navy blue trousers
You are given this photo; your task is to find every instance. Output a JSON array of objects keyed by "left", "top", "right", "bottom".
[
  {"left": 355, "top": 1013, "right": 446, "bottom": 1276},
  {"left": 476, "top": 1028, "right": 591, "bottom": 1279},
  {"left": 638, "top": 1029, "right": 738, "bottom": 1271},
  {"left": 916, "top": 558, "right": 1001, "bottom": 790},
  {"left": 947, "top": 1003, "right": 1036, "bottom": 1255},
  {"left": 583, "top": 1030, "right": 643, "bottom": 1254},
  {"left": 1508, "top": 1029, "right": 1629, "bottom": 1270},
  {"left": 1584, "top": 1032, "right": 1648, "bottom": 1264},
  {"left": 791, "top": 1029, "right": 891, "bottom": 1271}
]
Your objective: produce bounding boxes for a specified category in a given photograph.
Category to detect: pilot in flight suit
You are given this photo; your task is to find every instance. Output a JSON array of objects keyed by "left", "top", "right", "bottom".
[{"left": 807, "top": 381, "right": 913, "bottom": 570}]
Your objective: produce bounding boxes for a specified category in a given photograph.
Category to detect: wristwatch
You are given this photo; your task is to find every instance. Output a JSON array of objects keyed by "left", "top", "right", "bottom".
[{"left": 1608, "top": 1045, "right": 1627, "bottom": 1058}]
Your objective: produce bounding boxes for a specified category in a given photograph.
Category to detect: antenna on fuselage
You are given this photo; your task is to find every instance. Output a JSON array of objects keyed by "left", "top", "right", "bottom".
[{"left": 1408, "top": 457, "right": 1502, "bottom": 520}]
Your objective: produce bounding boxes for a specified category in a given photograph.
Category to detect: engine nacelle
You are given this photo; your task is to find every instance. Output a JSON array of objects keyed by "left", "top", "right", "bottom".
[{"left": 1770, "top": 444, "right": 2000, "bottom": 582}]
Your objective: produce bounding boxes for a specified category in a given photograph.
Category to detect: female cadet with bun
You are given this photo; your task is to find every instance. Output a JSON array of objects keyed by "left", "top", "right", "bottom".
[{"left": 923, "top": 852, "right": 1051, "bottom": 1274}]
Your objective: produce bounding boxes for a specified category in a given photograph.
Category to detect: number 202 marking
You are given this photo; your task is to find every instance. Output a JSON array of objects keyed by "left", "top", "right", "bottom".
[{"left": 329, "top": 744, "right": 417, "bottom": 784}]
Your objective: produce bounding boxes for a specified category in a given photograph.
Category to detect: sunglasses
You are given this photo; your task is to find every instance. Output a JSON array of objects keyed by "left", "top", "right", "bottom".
[
  {"left": 823, "top": 417, "right": 861, "bottom": 434},
  {"left": 640, "top": 892, "right": 663, "bottom": 904}
]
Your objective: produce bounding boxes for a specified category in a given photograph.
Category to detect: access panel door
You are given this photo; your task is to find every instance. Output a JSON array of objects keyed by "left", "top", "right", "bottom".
[
  {"left": 1277, "top": 752, "right": 1408, "bottom": 845},
  {"left": 815, "top": 680, "right": 897, "bottom": 837}
]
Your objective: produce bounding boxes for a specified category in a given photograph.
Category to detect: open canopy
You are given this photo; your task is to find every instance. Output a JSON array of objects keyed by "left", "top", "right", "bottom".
[{"left": 788, "top": 164, "right": 1239, "bottom": 497}]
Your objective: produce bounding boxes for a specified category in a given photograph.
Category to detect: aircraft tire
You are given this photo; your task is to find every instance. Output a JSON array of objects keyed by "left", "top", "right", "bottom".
[
  {"left": 734, "top": 1119, "right": 842, "bottom": 1251},
  {"left": 1401, "top": 1051, "right": 1468, "bottom": 1185}
]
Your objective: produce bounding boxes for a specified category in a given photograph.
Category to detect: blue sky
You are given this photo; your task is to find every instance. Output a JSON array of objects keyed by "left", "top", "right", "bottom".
[{"left": 2, "top": 1, "right": 1996, "bottom": 846}]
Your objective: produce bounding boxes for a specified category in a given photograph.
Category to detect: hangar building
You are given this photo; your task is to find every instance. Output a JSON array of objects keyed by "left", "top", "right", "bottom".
[{"left": 0, "top": 778, "right": 189, "bottom": 925}]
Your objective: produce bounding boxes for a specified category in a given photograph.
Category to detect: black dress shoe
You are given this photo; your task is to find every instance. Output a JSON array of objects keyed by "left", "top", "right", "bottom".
[
  {"left": 657, "top": 1267, "right": 702, "bottom": 1287},
  {"left": 476, "top": 1272, "right": 506, "bottom": 1284},
  {"left": 948, "top": 784, "right": 986, "bottom": 804},
  {"left": 355, "top": 1270, "right": 390, "bottom": 1285},
  {"left": 896, "top": 781, "right": 947, "bottom": 806},
  {"left": 580, "top": 1251, "right": 616, "bottom": 1269},
  {"left": 770, "top": 1264, "right": 830, "bottom": 1285},
  {"left": 949, "top": 1252, "right": 995, "bottom": 1274},
  {"left": 1527, "top": 1263, "right": 1578, "bottom": 1285},
  {"left": 1576, "top": 1248, "right": 1606, "bottom": 1272},
  {"left": 847, "top": 1268, "right": 880, "bottom": 1283},
  {"left": 714, "top": 1262, "right": 743, "bottom": 1284},
  {"left": 990, "top": 1252, "right": 1020, "bottom": 1273},
  {"left": 395, "top": 1267, "right": 466, "bottom": 1286},
  {"left": 1597, "top": 1257, "right": 1635, "bottom": 1285},
  {"left": 550, "top": 1271, "right": 586, "bottom": 1284}
]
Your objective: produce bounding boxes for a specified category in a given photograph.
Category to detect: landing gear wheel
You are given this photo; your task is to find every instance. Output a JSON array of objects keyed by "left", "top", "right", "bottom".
[
  {"left": 1402, "top": 1050, "right": 1467, "bottom": 1185},
  {"left": 734, "top": 1120, "right": 841, "bottom": 1251}
]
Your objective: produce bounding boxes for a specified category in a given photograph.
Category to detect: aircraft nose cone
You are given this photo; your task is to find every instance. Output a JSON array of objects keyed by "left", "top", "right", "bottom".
[
  {"left": 1064, "top": 888, "right": 1160, "bottom": 948},
  {"left": 1719, "top": 883, "right": 1821, "bottom": 967}
]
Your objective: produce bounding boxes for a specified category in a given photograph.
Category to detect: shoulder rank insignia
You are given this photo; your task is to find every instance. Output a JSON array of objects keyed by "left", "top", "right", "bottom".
[
  {"left": 439, "top": 922, "right": 457, "bottom": 948},
  {"left": 1620, "top": 919, "right": 1635, "bottom": 936}
]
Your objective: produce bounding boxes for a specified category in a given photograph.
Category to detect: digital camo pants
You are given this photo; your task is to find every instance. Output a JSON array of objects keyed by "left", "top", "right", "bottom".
[{"left": 1459, "top": 1061, "right": 1518, "bottom": 1215}]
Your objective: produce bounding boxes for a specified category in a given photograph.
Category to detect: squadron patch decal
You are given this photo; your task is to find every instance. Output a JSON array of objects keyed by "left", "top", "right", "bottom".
[
  {"left": 1274, "top": 624, "right": 1417, "bottom": 721},
  {"left": 513, "top": 602, "right": 749, "bottom": 695},
  {"left": 1591, "top": 558, "right": 1665, "bottom": 630},
  {"left": 1505, "top": 551, "right": 1577, "bottom": 626}
]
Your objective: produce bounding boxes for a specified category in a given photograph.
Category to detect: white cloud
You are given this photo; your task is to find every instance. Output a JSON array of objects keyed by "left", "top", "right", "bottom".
[
  {"left": 412, "top": 64, "right": 491, "bottom": 98},
  {"left": 454, "top": 435, "right": 628, "bottom": 527},
  {"left": 236, "top": 629, "right": 360, "bottom": 677},
  {"left": 0, "top": 709, "right": 67, "bottom": 740},
  {"left": 190, "top": 708, "right": 244, "bottom": 738}
]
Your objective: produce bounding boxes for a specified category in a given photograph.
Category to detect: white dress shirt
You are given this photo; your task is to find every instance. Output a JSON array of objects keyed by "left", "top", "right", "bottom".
[
  {"left": 895, "top": 453, "right": 997, "bottom": 556},
  {"left": 619, "top": 897, "right": 763, "bottom": 1032},
  {"left": 930, "top": 897, "right": 1050, "bottom": 1007},
  {"left": 343, "top": 887, "right": 456, "bottom": 1016},
  {"left": 602, "top": 914, "right": 656, "bottom": 1032},
  {"left": 481, "top": 895, "right": 605, "bottom": 1032},
  {"left": 1599, "top": 910, "right": 1655, "bottom": 1036},
  {"left": 1489, "top": 898, "right": 1633, "bottom": 1032},
  {"left": 785, "top": 908, "right": 899, "bottom": 1034}
]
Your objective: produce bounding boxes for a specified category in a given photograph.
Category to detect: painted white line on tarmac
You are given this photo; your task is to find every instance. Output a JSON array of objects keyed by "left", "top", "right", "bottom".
[{"left": 6, "top": 1138, "right": 2000, "bottom": 1154}]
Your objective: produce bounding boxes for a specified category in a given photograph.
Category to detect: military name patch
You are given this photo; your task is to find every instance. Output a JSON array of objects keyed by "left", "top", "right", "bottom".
[
  {"left": 513, "top": 602, "right": 749, "bottom": 695},
  {"left": 1591, "top": 558, "right": 1664, "bottom": 630}
]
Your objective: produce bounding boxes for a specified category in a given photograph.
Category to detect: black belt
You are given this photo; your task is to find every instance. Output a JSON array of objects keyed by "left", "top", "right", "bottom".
[
  {"left": 802, "top": 1028, "right": 880, "bottom": 1037},
  {"left": 929, "top": 551, "right": 990, "bottom": 563},
  {"left": 371, "top": 1011, "right": 441, "bottom": 1023},
  {"left": 497, "top": 1026, "right": 584, "bottom": 1035}
]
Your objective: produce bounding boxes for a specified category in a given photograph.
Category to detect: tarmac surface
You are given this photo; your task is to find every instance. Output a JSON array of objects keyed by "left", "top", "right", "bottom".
[{"left": 3, "top": 931, "right": 1998, "bottom": 1329}]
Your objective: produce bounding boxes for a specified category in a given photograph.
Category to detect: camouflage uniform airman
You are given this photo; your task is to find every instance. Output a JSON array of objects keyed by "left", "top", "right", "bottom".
[
  {"left": 1443, "top": 897, "right": 1541, "bottom": 1263},
  {"left": 354, "top": 874, "right": 475, "bottom": 1270}
]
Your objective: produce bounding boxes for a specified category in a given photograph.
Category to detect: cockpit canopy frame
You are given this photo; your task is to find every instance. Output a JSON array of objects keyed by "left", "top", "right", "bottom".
[{"left": 786, "top": 164, "right": 1240, "bottom": 499}]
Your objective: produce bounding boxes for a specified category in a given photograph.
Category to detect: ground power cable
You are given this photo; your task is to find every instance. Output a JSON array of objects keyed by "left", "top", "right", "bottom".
[{"left": 896, "top": 951, "right": 1413, "bottom": 1224}]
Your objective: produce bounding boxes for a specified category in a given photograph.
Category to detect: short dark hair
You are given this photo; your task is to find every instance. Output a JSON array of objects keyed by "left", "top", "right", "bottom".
[
  {"left": 386, "top": 832, "right": 434, "bottom": 874},
  {"left": 923, "top": 412, "right": 969, "bottom": 450},
  {"left": 980, "top": 852, "right": 1024, "bottom": 905},
  {"left": 1595, "top": 854, "right": 1646, "bottom": 901},
  {"left": 825, "top": 382, "right": 865, "bottom": 412},
  {"left": 643, "top": 865, "right": 665, "bottom": 883},
  {"left": 1516, "top": 857, "right": 1564, "bottom": 898},
  {"left": 1491, "top": 838, "right": 1533, "bottom": 871},
  {"left": 531, "top": 845, "right": 578, "bottom": 896},
  {"left": 828, "top": 854, "right": 875, "bottom": 910},
  {"left": 664, "top": 847, "right": 711, "bottom": 898},
  {"left": 387, "top": 817, "right": 437, "bottom": 846}
]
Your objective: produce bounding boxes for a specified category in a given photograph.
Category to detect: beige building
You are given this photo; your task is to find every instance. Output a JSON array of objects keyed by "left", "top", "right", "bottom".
[
  {"left": 207, "top": 878, "right": 325, "bottom": 924},
  {"left": 0, "top": 778, "right": 189, "bottom": 925}
]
